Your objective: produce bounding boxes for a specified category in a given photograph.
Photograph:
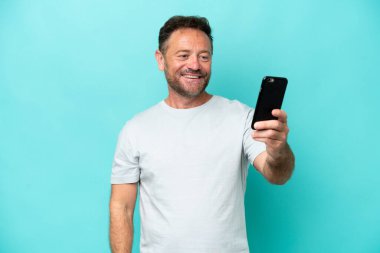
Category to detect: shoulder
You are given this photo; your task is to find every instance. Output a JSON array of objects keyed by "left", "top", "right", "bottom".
[
  {"left": 213, "top": 95, "right": 252, "bottom": 115},
  {"left": 120, "top": 101, "right": 163, "bottom": 135}
]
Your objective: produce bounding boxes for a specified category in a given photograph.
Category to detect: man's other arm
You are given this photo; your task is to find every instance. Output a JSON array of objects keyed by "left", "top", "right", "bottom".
[{"left": 109, "top": 183, "right": 138, "bottom": 253}]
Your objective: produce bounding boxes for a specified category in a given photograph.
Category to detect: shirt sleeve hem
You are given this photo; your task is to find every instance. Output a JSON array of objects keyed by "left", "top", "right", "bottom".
[
  {"left": 248, "top": 147, "right": 266, "bottom": 165},
  {"left": 111, "top": 175, "right": 140, "bottom": 184}
]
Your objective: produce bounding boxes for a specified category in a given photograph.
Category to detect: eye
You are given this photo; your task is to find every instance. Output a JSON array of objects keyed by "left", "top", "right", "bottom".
[
  {"left": 200, "top": 55, "right": 210, "bottom": 62},
  {"left": 178, "top": 54, "right": 189, "bottom": 60}
]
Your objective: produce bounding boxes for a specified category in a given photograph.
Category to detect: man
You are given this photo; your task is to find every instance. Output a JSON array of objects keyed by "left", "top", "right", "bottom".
[{"left": 109, "top": 16, "right": 294, "bottom": 253}]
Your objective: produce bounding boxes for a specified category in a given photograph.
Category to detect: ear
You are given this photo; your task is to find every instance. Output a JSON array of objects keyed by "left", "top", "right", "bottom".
[{"left": 155, "top": 50, "right": 165, "bottom": 71}]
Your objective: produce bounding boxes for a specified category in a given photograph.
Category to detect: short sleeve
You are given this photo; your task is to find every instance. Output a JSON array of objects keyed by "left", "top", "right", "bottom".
[
  {"left": 243, "top": 108, "right": 266, "bottom": 165},
  {"left": 110, "top": 122, "right": 140, "bottom": 184}
]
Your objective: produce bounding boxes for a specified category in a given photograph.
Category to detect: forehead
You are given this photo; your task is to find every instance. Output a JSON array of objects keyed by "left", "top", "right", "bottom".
[{"left": 165, "top": 28, "right": 211, "bottom": 53}]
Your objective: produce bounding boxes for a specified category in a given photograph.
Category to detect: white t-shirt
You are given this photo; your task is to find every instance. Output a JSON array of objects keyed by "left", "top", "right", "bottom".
[{"left": 111, "top": 95, "right": 266, "bottom": 253}]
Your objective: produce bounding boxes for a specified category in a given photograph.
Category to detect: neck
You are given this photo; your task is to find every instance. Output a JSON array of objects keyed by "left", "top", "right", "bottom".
[{"left": 164, "top": 91, "right": 212, "bottom": 109}]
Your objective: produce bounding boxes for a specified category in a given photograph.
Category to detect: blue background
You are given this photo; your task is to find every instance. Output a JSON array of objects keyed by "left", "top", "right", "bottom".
[{"left": 1, "top": 0, "right": 379, "bottom": 252}]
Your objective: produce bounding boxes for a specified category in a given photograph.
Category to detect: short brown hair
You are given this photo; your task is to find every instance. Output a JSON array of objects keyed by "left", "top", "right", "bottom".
[{"left": 158, "top": 15, "right": 213, "bottom": 54}]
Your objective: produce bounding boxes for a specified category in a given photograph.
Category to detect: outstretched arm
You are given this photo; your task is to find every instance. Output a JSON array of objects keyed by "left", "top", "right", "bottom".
[{"left": 252, "top": 109, "right": 295, "bottom": 185}]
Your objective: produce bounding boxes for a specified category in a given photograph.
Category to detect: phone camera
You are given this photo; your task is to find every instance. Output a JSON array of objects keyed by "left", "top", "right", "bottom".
[{"left": 268, "top": 78, "right": 274, "bottom": 83}]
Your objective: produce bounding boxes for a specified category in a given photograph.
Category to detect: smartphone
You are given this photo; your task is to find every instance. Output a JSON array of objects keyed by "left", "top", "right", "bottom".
[{"left": 251, "top": 76, "right": 288, "bottom": 130}]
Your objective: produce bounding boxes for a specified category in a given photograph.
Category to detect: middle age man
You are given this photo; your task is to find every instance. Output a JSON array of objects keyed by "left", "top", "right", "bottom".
[{"left": 110, "top": 15, "right": 295, "bottom": 253}]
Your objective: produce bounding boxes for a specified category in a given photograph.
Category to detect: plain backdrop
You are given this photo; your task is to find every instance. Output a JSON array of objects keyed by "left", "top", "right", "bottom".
[{"left": 1, "top": 0, "right": 379, "bottom": 252}]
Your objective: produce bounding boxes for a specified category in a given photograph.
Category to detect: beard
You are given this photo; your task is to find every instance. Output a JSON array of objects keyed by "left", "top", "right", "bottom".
[{"left": 164, "top": 68, "right": 211, "bottom": 98}]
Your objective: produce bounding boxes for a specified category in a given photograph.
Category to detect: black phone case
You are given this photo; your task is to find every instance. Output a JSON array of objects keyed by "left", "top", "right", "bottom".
[{"left": 251, "top": 76, "right": 288, "bottom": 129}]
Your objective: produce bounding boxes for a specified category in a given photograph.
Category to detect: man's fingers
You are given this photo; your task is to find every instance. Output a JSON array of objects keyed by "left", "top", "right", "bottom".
[
  {"left": 272, "top": 109, "right": 287, "bottom": 123},
  {"left": 252, "top": 136, "right": 285, "bottom": 149},
  {"left": 252, "top": 137, "right": 266, "bottom": 143},
  {"left": 254, "top": 120, "right": 285, "bottom": 132},
  {"left": 252, "top": 129, "right": 286, "bottom": 141}
]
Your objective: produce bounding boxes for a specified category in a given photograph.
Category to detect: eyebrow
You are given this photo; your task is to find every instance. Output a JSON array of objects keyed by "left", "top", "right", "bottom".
[
  {"left": 175, "top": 50, "right": 191, "bottom": 54},
  {"left": 174, "top": 50, "right": 211, "bottom": 54}
]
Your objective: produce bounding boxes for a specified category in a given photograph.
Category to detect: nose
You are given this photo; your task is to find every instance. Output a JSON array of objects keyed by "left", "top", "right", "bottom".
[{"left": 187, "top": 55, "right": 200, "bottom": 70}]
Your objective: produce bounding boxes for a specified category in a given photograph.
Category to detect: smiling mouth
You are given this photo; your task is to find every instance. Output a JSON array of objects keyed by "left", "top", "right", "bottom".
[{"left": 182, "top": 74, "right": 202, "bottom": 79}]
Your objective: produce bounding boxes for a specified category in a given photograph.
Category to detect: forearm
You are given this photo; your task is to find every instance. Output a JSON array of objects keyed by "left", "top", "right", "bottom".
[
  {"left": 110, "top": 202, "right": 134, "bottom": 253},
  {"left": 263, "top": 143, "right": 295, "bottom": 185}
]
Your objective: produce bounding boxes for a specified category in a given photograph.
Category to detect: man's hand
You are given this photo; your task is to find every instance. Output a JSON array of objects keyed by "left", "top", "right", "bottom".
[
  {"left": 253, "top": 109, "right": 289, "bottom": 158},
  {"left": 252, "top": 109, "right": 295, "bottom": 184}
]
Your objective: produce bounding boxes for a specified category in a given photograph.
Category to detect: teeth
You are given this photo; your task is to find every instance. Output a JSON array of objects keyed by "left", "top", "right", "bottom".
[{"left": 183, "top": 75, "right": 200, "bottom": 79}]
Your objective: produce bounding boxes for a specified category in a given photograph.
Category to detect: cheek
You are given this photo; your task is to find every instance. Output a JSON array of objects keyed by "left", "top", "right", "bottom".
[
  {"left": 165, "top": 62, "right": 180, "bottom": 73},
  {"left": 173, "top": 63, "right": 187, "bottom": 74},
  {"left": 202, "top": 63, "right": 211, "bottom": 73}
]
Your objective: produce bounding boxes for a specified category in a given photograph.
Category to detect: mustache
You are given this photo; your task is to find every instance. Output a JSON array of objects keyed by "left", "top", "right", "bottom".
[{"left": 181, "top": 69, "right": 206, "bottom": 76}]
